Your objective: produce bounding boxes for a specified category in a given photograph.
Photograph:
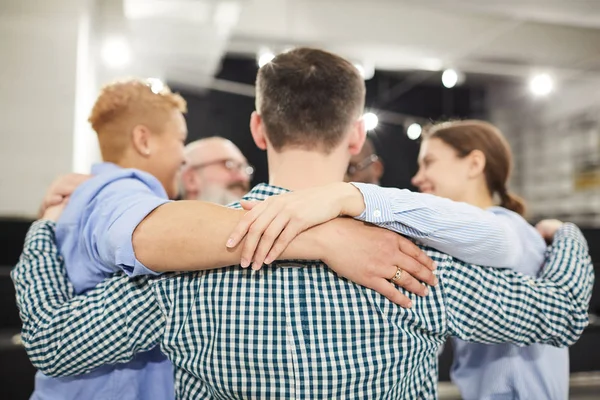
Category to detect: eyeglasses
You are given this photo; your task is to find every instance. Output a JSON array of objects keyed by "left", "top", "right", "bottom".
[
  {"left": 346, "top": 154, "right": 379, "bottom": 176},
  {"left": 189, "top": 159, "right": 255, "bottom": 178}
]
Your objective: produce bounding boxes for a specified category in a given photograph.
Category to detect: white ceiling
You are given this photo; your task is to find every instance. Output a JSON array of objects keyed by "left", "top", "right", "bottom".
[
  {"left": 97, "top": 0, "right": 600, "bottom": 87},
  {"left": 229, "top": 0, "right": 600, "bottom": 80}
]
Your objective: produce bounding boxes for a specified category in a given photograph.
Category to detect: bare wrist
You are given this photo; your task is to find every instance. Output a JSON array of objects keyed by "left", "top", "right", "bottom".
[
  {"left": 309, "top": 218, "right": 350, "bottom": 263},
  {"left": 284, "top": 223, "right": 330, "bottom": 261},
  {"left": 339, "top": 183, "right": 366, "bottom": 217}
]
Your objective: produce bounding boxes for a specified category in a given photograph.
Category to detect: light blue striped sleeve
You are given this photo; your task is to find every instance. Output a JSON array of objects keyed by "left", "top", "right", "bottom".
[{"left": 350, "top": 183, "right": 526, "bottom": 268}]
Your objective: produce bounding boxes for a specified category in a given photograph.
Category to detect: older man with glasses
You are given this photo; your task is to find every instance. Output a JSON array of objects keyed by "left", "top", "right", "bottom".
[
  {"left": 345, "top": 134, "right": 384, "bottom": 184},
  {"left": 180, "top": 137, "right": 254, "bottom": 204}
]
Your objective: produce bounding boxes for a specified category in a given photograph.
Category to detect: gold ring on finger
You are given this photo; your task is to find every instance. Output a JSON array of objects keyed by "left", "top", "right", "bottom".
[{"left": 390, "top": 266, "right": 403, "bottom": 284}]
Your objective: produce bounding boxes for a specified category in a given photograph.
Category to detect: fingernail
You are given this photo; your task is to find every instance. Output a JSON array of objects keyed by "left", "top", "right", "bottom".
[
  {"left": 252, "top": 262, "right": 261, "bottom": 270},
  {"left": 241, "top": 259, "right": 249, "bottom": 268},
  {"left": 423, "top": 288, "right": 429, "bottom": 296},
  {"left": 432, "top": 262, "right": 438, "bottom": 270},
  {"left": 264, "top": 257, "right": 272, "bottom": 265},
  {"left": 226, "top": 238, "right": 234, "bottom": 248},
  {"left": 407, "top": 301, "right": 413, "bottom": 308},
  {"left": 433, "top": 277, "right": 439, "bottom": 285}
]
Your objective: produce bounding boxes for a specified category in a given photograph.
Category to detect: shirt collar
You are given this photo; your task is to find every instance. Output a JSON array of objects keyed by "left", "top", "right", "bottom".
[
  {"left": 241, "top": 183, "right": 290, "bottom": 202},
  {"left": 91, "top": 162, "right": 122, "bottom": 175}
]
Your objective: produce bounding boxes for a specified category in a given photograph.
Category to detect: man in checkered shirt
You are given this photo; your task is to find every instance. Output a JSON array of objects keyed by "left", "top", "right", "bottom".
[{"left": 13, "top": 48, "right": 594, "bottom": 399}]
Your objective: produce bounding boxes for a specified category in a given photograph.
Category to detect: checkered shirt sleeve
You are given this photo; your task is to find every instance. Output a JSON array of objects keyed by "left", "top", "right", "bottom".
[
  {"left": 441, "top": 223, "right": 593, "bottom": 346},
  {"left": 9, "top": 192, "right": 595, "bottom": 399},
  {"left": 11, "top": 220, "right": 165, "bottom": 377}
]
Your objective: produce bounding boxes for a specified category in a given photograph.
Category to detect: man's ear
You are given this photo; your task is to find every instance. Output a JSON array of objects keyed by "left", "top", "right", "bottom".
[
  {"left": 348, "top": 119, "right": 367, "bottom": 156},
  {"left": 250, "top": 112, "right": 268, "bottom": 150},
  {"left": 181, "top": 166, "right": 197, "bottom": 189}
]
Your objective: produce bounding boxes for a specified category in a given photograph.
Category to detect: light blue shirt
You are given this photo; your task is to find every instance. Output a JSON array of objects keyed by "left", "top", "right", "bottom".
[
  {"left": 30, "top": 162, "right": 175, "bottom": 400},
  {"left": 352, "top": 183, "right": 567, "bottom": 400}
]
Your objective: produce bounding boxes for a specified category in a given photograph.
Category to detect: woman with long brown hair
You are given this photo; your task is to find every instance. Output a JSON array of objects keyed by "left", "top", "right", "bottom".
[{"left": 411, "top": 120, "right": 566, "bottom": 400}]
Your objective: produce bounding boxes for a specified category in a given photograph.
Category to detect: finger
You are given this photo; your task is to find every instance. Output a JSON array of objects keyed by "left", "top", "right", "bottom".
[
  {"left": 227, "top": 203, "right": 267, "bottom": 248},
  {"left": 370, "top": 279, "right": 413, "bottom": 308},
  {"left": 264, "top": 219, "right": 304, "bottom": 264},
  {"left": 397, "top": 237, "right": 436, "bottom": 271},
  {"left": 55, "top": 174, "right": 90, "bottom": 196},
  {"left": 392, "top": 268, "right": 429, "bottom": 297},
  {"left": 240, "top": 200, "right": 259, "bottom": 211},
  {"left": 240, "top": 206, "right": 282, "bottom": 268},
  {"left": 396, "top": 252, "right": 437, "bottom": 287},
  {"left": 44, "top": 194, "right": 64, "bottom": 208},
  {"left": 251, "top": 213, "right": 290, "bottom": 269}
]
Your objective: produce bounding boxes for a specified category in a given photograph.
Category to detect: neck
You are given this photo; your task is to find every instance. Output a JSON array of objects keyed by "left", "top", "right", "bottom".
[
  {"left": 266, "top": 148, "right": 349, "bottom": 191},
  {"left": 111, "top": 153, "right": 145, "bottom": 170},
  {"left": 460, "top": 180, "right": 495, "bottom": 210}
]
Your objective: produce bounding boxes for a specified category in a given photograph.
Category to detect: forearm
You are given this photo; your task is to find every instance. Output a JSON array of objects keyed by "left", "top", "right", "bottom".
[
  {"left": 446, "top": 223, "right": 594, "bottom": 346},
  {"left": 350, "top": 183, "right": 521, "bottom": 267},
  {"left": 11, "top": 221, "right": 163, "bottom": 376},
  {"left": 133, "top": 201, "right": 326, "bottom": 272},
  {"left": 536, "top": 223, "right": 594, "bottom": 309}
]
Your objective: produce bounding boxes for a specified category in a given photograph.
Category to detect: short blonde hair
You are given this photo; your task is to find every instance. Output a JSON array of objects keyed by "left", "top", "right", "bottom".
[{"left": 89, "top": 78, "right": 187, "bottom": 162}]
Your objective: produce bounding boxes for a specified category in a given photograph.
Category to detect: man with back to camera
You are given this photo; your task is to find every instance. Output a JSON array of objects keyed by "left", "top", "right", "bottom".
[{"left": 13, "top": 48, "right": 594, "bottom": 399}]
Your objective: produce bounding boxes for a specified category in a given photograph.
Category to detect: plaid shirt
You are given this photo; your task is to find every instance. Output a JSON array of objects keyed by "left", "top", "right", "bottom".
[{"left": 12, "top": 184, "right": 594, "bottom": 399}]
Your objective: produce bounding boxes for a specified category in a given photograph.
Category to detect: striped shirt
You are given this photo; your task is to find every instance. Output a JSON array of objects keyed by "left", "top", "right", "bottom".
[
  {"left": 12, "top": 184, "right": 594, "bottom": 399},
  {"left": 352, "top": 183, "right": 544, "bottom": 269}
]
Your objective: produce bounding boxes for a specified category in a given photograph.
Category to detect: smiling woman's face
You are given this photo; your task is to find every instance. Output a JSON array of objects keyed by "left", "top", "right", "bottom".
[{"left": 411, "top": 137, "right": 472, "bottom": 202}]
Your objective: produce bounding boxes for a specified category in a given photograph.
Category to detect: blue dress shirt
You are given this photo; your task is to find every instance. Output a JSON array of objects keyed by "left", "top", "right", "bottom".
[{"left": 30, "top": 162, "right": 175, "bottom": 400}]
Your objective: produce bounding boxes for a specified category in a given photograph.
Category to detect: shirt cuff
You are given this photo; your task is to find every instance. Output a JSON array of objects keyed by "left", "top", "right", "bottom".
[
  {"left": 111, "top": 197, "right": 171, "bottom": 277},
  {"left": 349, "top": 182, "right": 396, "bottom": 224},
  {"left": 33, "top": 219, "right": 56, "bottom": 231}
]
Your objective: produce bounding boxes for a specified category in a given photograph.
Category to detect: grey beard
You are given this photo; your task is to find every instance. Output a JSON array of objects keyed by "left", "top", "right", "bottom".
[{"left": 196, "top": 185, "right": 243, "bottom": 206}]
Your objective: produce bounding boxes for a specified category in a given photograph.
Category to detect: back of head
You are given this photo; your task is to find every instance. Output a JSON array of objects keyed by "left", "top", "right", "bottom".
[
  {"left": 423, "top": 120, "right": 526, "bottom": 216},
  {"left": 255, "top": 48, "right": 365, "bottom": 154},
  {"left": 89, "top": 78, "right": 187, "bottom": 163}
]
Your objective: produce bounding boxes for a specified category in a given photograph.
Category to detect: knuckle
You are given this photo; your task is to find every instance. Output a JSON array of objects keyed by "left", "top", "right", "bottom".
[
  {"left": 261, "top": 233, "right": 275, "bottom": 243},
  {"left": 280, "top": 230, "right": 294, "bottom": 240},
  {"left": 365, "top": 264, "right": 378, "bottom": 276},
  {"left": 390, "top": 290, "right": 402, "bottom": 302},
  {"left": 386, "top": 292, "right": 397, "bottom": 303},
  {"left": 383, "top": 231, "right": 397, "bottom": 242},
  {"left": 289, "top": 214, "right": 302, "bottom": 225},
  {"left": 270, "top": 244, "right": 282, "bottom": 256},
  {"left": 248, "top": 224, "right": 262, "bottom": 235}
]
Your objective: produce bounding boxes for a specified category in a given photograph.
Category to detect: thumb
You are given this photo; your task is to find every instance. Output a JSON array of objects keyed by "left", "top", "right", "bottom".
[{"left": 240, "top": 200, "right": 259, "bottom": 210}]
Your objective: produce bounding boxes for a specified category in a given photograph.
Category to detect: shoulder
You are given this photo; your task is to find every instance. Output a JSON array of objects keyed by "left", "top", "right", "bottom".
[
  {"left": 488, "top": 207, "right": 545, "bottom": 246},
  {"left": 82, "top": 169, "right": 166, "bottom": 202}
]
